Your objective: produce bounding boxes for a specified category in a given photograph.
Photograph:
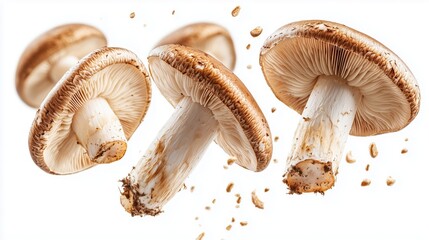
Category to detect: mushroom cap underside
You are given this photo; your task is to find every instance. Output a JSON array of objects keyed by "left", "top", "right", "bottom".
[
  {"left": 29, "top": 47, "right": 151, "bottom": 174},
  {"left": 149, "top": 44, "right": 272, "bottom": 172},
  {"left": 155, "top": 22, "right": 236, "bottom": 71},
  {"left": 16, "top": 23, "right": 107, "bottom": 108},
  {"left": 260, "top": 20, "right": 420, "bottom": 136}
]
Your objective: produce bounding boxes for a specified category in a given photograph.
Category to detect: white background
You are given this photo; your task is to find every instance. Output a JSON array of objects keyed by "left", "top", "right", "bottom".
[{"left": 1, "top": 0, "right": 428, "bottom": 239}]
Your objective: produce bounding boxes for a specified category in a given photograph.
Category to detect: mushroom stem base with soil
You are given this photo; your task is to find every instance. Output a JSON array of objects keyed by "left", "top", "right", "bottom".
[
  {"left": 72, "top": 97, "right": 127, "bottom": 164},
  {"left": 49, "top": 55, "right": 79, "bottom": 83},
  {"left": 120, "top": 97, "right": 218, "bottom": 216},
  {"left": 284, "top": 75, "right": 360, "bottom": 194}
]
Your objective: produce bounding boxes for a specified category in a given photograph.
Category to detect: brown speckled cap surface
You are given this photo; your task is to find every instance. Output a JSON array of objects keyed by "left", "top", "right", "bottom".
[
  {"left": 149, "top": 44, "right": 271, "bottom": 171},
  {"left": 16, "top": 23, "right": 107, "bottom": 108},
  {"left": 155, "top": 22, "right": 236, "bottom": 70},
  {"left": 260, "top": 20, "right": 420, "bottom": 136},
  {"left": 29, "top": 47, "right": 151, "bottom": 174}
]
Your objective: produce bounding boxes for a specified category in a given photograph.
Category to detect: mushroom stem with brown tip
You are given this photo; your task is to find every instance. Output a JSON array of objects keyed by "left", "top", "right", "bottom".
[
  {"left": 49, "top": 55, "right": 79, "bottom": 82},
  {"left": 121, "top": 97, "right": 218, "bottom": 216},
  {"left": 72, "top": 97, "right": 127, "bottom": 164},
  {"left": 284, "top": 75, "right": 360, "bottom": 193}
]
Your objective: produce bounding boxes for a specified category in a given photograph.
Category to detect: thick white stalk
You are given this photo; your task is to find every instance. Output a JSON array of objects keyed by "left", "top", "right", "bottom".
[
  {"left": 50, "top": 55, "right": 79, "bottom": 82},
  {"left": 284, "top": 75, "right": 360, "bottom": 194},
  {"left": 72, "top": 97, "right": 127, "bottom": 164},
  {"left": 120, "top": 97, "right": 218, "bottom": 216}
]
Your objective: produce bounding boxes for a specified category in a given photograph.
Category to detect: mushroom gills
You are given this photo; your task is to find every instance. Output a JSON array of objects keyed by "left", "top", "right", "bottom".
[
  {"left": 72, "top": 97, "right": 127, "bottom": 164},
  {"left": 120, "top": 97, "right": 218, "bottom": 216},
  {"left": 284, "top": 75, "right": 360, "bottom": 194}
]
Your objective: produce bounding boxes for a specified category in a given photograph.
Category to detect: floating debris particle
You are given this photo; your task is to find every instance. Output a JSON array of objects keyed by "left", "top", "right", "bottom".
[
  {"left": 401, "top": 148, "right": 408, "bottom": 154},
  {"left": 129, "top": 12, "right": 136, "bottom": 19},
  {"left": 246, "top": 43, "right": 251, "bottom": 50},
  {"left": 196, "top": 232, "right": 205, "bottom": 240},
  {"left": 226, "top": 182, "right": 234, "bottom": 193},
  {"left": 250, "top": 26, "right": 263, "bottom": 37},
  {"left": 251, "top": 191, "right": 264, "bottom": 209},
  {"left": 345, "top": 151, "right": 356, "bottom": 163},
  {"left": 369, "top": 142, "right": 378, "bottom": 158},
  {"left": 386, "top": 176, "right": 396, "bottom": 186},
  {"left": 231, "top": 6, "right": 241, "bottom": 17},
  {"left": 240, "top": 221, "right": 248, "bottom": 226},
  {"left": 361, "top": 179, "right": 371, "bottom": 187}
]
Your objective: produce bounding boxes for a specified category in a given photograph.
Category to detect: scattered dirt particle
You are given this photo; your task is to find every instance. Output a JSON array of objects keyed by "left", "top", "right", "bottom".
[
  {"left": 361, "top": 179, "right": 371, "bottom": 187},
  {"left": 405, "top": 138, "right": 409, "bottom": 142},
  {"left": 271, "top": 107, "right": 276, "bottom": 113},
  {"left": 195, "top": 216, "right": 199, "bottom": 221},
  {"left": 273, "top": 158, "right": 278, "bottom": 164},
  {"left": 235, "top": 194, "right": 242, "bottom": 204},
  {"left": 369, "top": 142, "right": 378, "bottom": 158},
  {"left": 196, "top": 232, "right": 205, "bottom": 240},
  {"left": 129, "top": 12, "right": 135, "bottom": 19},
  {"left": 231, "top": 6, "right": 241, "bottom": 17},
  {"left": 226, "top": 224, "right": 232, "bottom": 231},
  {"left": 386, "top": 176, "right": 396, "bottom": 186},
  {"left": 401, "top": 148, "right": 408, "bottom": 154},
  {"left": 226, "top": 182, "right": 234, "bottom": 193},
  {"left": 246, "top": 43, "right": 251, "bottom": 50},
  {"left": 240, "top": 221, "right": 248, "bottom": 226},
  {"left": 223, "top": 165, "right": 229, "bottom": 170},
  {"left": 345, "top": 151, "right": 356, "bottom": 163},
  {"left": 190, "top": 186, "right": 195, "bottom": 192},
  {"left": 365, "top": 164, "right": 370, "bottom": 171},
  {"left": 274, "top": 136, "right": 279, "bottom": 142},
  {"left": 212, "top": 198, "right": 216, "bottom": 204},
  {"left": 227, "top": 157, "right": 236, "bottom": 165},
  {"left": 250, "top": 26, "right": 263, "bottom": 37},
  {"left": 231, "top": 217, "right": 235, "bottom": 222},
  {"left": 235, "top": 205, "right": 240, "bottom": 208},
  {"left": 205, "top": 206, "right": 211, "bottom": 211},
  {"left": 171, "top": 10, "right": 175, "bottom": 15},
  {"left": 264, "top": 188, "right": 270, "bottom": 192},
  {"left": 303, "top": 116, "right": 310, "bottom": 121},
  {"left": 251, "top": 191, "right": 264, "bottom": 209},
  {"left": 246, "top": 64, "right": 252, "bottom": 69}
]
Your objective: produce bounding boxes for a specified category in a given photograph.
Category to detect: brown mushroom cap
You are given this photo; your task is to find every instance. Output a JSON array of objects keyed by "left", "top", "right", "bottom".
[
  {"left": 16, "top": 23, "right": 107, "bottom": 108},
  {"left": 155, "top": 22, "right": 236, "bottom": 70},
  {"left": 29, "top": 47, "right": 151, "bottom": 174},
  {"left": 260, "top": 20, "right": 420, "bottom": 136},
  {"left": 148, "top": 44, "right": 271, "bottom": 171}
]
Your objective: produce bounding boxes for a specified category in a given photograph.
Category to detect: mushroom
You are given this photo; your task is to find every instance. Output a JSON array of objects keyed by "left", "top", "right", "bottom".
[
  {"left": 154, "top": 22, "right": 236, "bottom": 70},
  {"left": 29, "top": 47, "right": 151, "bottom": 174},
  {"left": 259, "top": 20, "right": 420, "bottom": 194},
  {"left": 120, "top": 44, "right": 272, "bottom": 216},
  {"left": 16, "top": 23, "right": 107, "bottom": 108}
]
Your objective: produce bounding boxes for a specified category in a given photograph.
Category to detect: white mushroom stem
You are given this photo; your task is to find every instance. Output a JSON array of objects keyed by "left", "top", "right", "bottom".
[
  {"left": 120, "top": 97, "right": 218, "bottom": 216},
  {"left": 49, "top": 55, "right": 79, "bottom": 82},
  {"left": 72, "top": 97, "right": 127, "bottom": 164},
  {"left": 284, "top": 75, "right": 360, "bottom": 194}
]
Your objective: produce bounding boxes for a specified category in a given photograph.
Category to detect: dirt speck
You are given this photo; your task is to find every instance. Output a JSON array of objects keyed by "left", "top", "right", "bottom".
[
  {"left": 369, "top": 142, "right": 378, "bottom": 158},
  {"left": 251, "top": 191, "right": 264, "bottom": 209},
  {"left": 226, "top": 182, "right": 234, "bottom": 193},
  {"left": 345, "top": 151, "right": 356, "bottom": 163},
  {"left": 226, "top": 224, "right": 232, "bottom": 231},
  {"left": 271, "top": 107, "right": 276, "bottom": 113},
  {"left": 246, "top": 43, "right": 251, "bottom": 50},
  {"left": 196, "top": 232, "right": 205, "bottom": 240},
  {"left": 250, "top": 26, "right": 263, "bottom": 37},
  {"left": 240, "top": 221, "right": 248, "bottom": 226},
  {"left": 227, "top": 157, "right": 236, "bottom": 165},
  {"left": 361, "top": 179, "right": 371, "bottom": 187},
  {"left": 171, "top": 10, "right": 175, "bottom": 15},
  {"left": 231, "top": 6, "right": 241, "bottom": 17},
  {"left": 401, "top": 148, "right": 408, "bottom": 154},
  {"left": 386, "top": 176, "right": 396, "bottom": 186},
  {"left": 365, "top": 164, "right": 370, "bottom": 171},
  {"left": 129, "top": 12, "right": 135, "bottom": 19}
]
